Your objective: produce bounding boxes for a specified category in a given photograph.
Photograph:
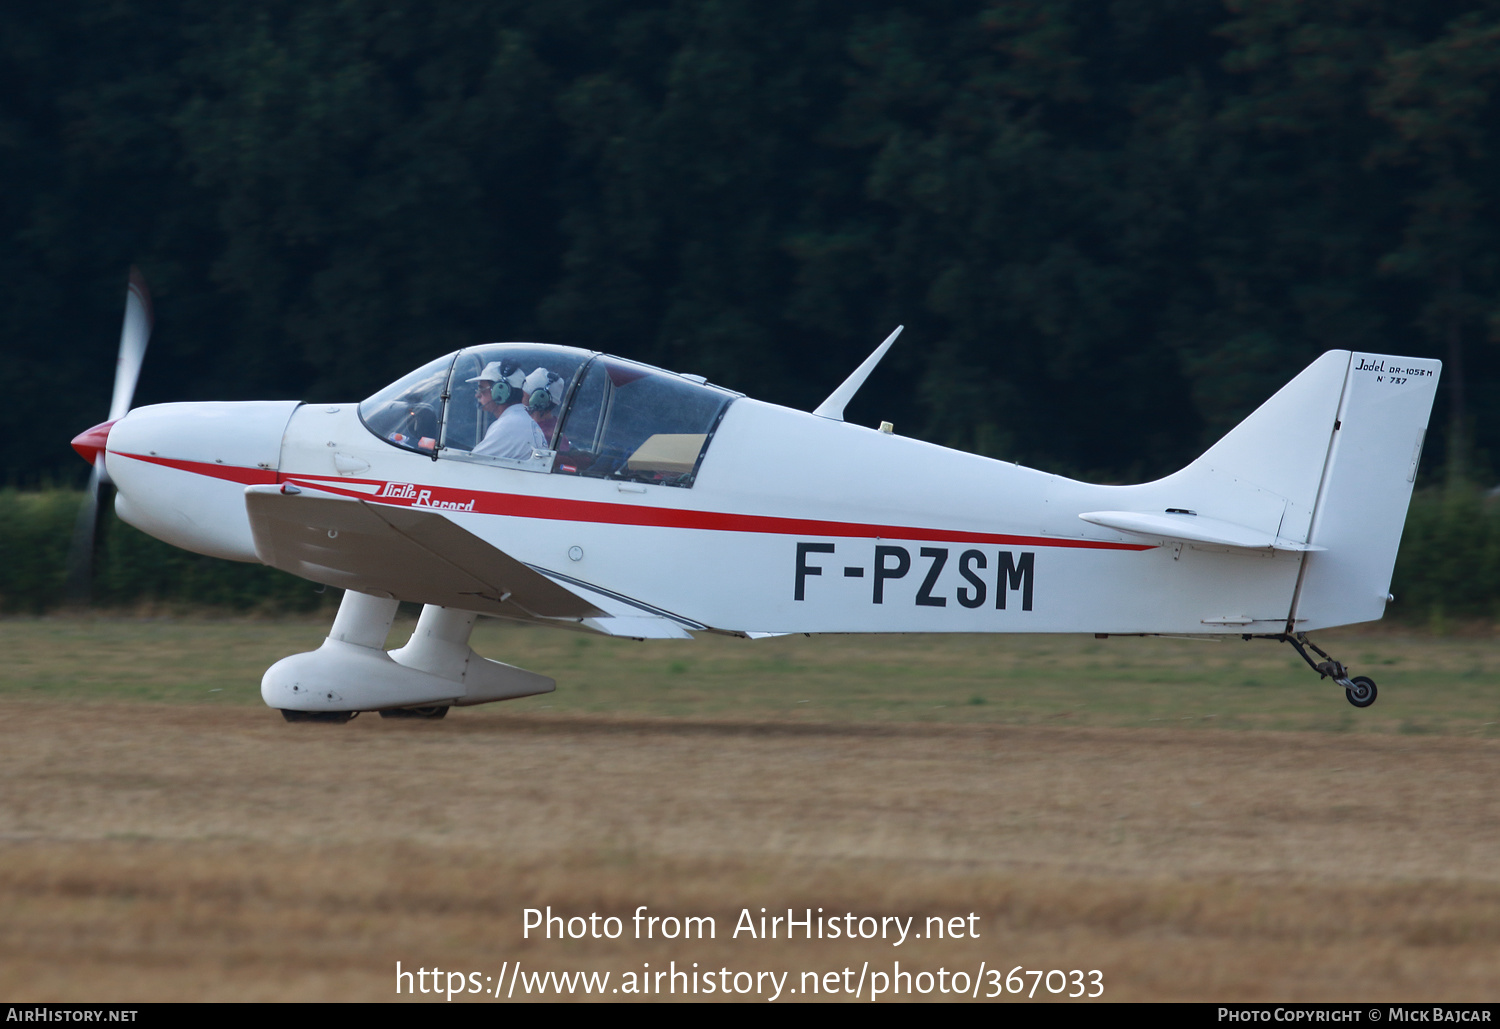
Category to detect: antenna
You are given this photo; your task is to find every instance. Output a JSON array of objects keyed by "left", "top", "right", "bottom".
[{"left": 812, "top": 325, "right": 903, "bottom": 421}]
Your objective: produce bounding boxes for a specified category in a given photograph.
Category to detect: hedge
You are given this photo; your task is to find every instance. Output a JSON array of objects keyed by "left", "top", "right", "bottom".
[
  {"left": 1, "top": 487, "right": 1494, "bottom": 622},
  {"left": 0, "top": 489, "right": 333, "bottom": 614}
]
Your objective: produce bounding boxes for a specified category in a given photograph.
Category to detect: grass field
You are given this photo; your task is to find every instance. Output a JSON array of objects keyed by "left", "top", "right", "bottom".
[
  {"left": 1, "top": 615, "right": 1498, "bottom": 1002},
  {"left": 3, "top": 615, "right": 1497, "bottom": 734}
]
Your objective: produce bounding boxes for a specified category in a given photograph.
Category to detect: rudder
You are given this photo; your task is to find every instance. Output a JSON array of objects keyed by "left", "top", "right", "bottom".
[{"left": 1290, "top": 353, "right": 1441, "bottom": 630}]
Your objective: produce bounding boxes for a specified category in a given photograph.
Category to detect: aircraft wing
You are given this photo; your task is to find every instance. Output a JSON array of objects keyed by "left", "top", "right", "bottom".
[{"left": 244, "top": 485, "right": 607, "bottom": 621}]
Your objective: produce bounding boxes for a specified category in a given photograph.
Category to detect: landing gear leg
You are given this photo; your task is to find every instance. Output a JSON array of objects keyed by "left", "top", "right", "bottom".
[
  {"left": 262, "top": 591, "right": 401, "bottom": 721},
  {"left": 1259, "top": 632, "right": 1378, "bottom": 708}
]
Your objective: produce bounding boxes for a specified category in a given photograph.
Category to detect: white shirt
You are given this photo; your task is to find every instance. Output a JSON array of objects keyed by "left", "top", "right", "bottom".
[{"left": 472, "top": 404, "right": 546, "bottom": 459}]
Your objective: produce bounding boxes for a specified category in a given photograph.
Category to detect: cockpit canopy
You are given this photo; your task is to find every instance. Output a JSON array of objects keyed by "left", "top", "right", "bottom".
[{"left": 358, "top": 344, "right": 737, "bottom": 488}]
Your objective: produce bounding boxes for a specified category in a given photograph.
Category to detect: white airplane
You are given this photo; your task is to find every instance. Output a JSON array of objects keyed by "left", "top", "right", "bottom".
[{"left": 71, "top": 273, "right": 1441, "bottom": 721}]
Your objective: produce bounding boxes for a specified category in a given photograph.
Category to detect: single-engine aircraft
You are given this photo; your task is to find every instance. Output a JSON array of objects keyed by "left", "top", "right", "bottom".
[{"left": 71, "top": 271, "right": 1441, "bottom": 721}]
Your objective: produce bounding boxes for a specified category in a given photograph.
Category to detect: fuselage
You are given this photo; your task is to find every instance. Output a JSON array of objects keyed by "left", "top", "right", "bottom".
[
  {"left": 95, "top": 344, "right": 1441, "bottom": 639},
  {"left": 101, "top": 383, "right": 1316, "bottom": 637}
]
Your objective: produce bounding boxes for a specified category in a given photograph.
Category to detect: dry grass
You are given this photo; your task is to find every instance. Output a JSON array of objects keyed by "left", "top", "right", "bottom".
[{"left": 2, "top": 692, "right": 1499, "bottom": 1001}]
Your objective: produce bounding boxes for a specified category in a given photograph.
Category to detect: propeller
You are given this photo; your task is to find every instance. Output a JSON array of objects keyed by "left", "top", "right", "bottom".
[{"left": 65, "top": 267, "right": 154, "bottom": 604}]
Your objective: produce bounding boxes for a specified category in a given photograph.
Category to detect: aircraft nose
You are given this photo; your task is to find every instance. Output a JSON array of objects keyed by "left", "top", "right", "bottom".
[
  {"left": 71, "top": 419, "right": 117, "bottom": 465},
  {"left": 105, "top": 400, "right": 302, "bottom": 563}
]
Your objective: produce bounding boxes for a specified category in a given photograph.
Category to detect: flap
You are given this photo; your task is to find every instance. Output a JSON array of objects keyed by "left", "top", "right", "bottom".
[
  {"left": 582, "top": 616, "right": 695, "bottom": 639},
  {"left": 244, "top": 485, "right": 606, "bottom": 619},
  {"left": 1078, "top": 510, "right": 1325, "bottom": 552}
]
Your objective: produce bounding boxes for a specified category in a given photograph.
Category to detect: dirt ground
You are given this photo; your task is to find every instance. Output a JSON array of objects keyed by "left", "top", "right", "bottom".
[{"left": 2, "top": 701, "right": 1497, "bottom": 1002}]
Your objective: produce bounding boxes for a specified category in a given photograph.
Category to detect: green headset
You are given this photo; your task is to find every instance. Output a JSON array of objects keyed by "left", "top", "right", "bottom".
[
  {"left": 525, "top": 370, "right": 562, "bottom": 412},
  {"left": 487, "top": 364, "right": 524, "bottom": 405},
  {"left": 527, "top": 384, "right": 558, "bottom": 412}
]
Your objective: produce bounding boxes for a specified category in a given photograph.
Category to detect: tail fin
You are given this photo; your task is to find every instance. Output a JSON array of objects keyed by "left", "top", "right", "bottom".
[
  {"left": 1290, "top": 354, "right": 1441, "bottom": 629},
  {"left": 1173, "top": 351, "right": 1440, "bottom": 629},
  {"left": 1183, "top": 350, "right": 1352, "bottom": 547}
]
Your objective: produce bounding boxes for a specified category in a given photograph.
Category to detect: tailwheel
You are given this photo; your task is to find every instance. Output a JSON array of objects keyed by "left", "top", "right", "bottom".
[
  {"left": 280, "top": 709, "right": 358, "bottom": 723},
  {"left": 379, "top": 705, "right": 450, "bottom": 720},
  {"left": 1255, "top": 633, "right": 1382, "bottom": 709},
  {"left": 1344, "top": 676, "right": 1377, "bottom": 709}
]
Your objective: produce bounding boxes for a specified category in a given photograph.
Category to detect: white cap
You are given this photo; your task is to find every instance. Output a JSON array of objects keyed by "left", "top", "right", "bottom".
[
  {"left": 526, "top": 367, "right": 564, "bottom": 398},
  {"left": 522, "top": 367, "right": 552, "bottom": 394},
  {"left": 467, "top": 362, "right": 523, "bottom": 385}
]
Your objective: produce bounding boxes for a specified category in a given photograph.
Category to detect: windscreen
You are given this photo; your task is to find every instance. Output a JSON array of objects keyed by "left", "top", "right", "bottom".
[
  {"left": 357, "top": 353, "right": 454, "bottom": 453},
  {"left": 554, "top": 357, "right": 735, "bottom": 488}
]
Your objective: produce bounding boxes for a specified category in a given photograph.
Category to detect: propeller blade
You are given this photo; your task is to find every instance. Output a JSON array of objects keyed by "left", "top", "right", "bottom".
[
  {"left": 67, "top": 268, "right": 153, "bottom": 604},
  {"left": 65, "top": 457, "right": 108, "bottom": 605},
  {"left": 107, "top": 266, "right": 153, "bottom": 423}
]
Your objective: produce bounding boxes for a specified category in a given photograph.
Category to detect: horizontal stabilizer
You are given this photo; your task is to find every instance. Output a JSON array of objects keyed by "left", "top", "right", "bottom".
[{"left": 1078, "top": 510, "right": 1325, "bottom": 552}]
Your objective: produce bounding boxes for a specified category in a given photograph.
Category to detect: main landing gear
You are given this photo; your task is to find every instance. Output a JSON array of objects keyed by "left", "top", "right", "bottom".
[
  {"left": 280, "top": 705, "right": 450, "bottom": 721},
  {"left": 1251, "top": 632, "right": 1378, "bottom": 708},
  {"left": 263, "top": 591, "right": 556, "bottom": 724}
]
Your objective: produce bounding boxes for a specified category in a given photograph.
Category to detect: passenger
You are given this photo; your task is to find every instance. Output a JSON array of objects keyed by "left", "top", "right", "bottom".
[
  {"left": 522, "top": 367, "right": 567, "bottom": 441},
  {"left": 469, "top": 362, "right": 545, "bottom": 459}
]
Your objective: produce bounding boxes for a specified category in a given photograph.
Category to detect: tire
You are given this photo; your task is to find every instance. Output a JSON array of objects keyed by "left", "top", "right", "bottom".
[
  {"left": 378, "top": 705, "right": 450, "bottom": 720},
  {"left": 280, "top": 709, "right": 356, "bottom": 723},
  {"left": 1344, "top": 676, "right": 1377, "bottom": 709}
]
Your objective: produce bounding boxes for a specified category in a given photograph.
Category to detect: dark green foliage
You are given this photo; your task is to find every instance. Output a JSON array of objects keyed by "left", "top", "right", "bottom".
[
  {"left": 1390, "top": 486, "right": 1500, "bottom": 622},
  {"left": 4, "top": 1, "right": 1500, "bottom": 488},
  {"left": 0, "top": 491, "right": 78, "bottom": 614},
  {"left": 0, "top": 490, "right": 333, "bottom": 614}
]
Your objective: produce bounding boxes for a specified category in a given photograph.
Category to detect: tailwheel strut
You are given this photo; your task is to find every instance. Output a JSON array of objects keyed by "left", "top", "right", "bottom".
[{"left": 1251, "top": 633, "right": 1377, "bottom": 708}]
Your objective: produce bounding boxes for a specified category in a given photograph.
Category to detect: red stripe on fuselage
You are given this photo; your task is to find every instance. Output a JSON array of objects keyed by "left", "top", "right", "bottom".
[
  {"left": 112, "top": 452, "right": 1154, "bottom": 552},
  {"left": 285, "top": 473, "right": 1155, "bottom": 553},
  {"left": 112, "top": 451, "right": 280, "bottom": 485}
]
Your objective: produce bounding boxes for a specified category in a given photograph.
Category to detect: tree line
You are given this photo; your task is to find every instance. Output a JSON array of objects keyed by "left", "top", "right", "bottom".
[{"left": 5, "top": 0, "right": 1499, "bottom": 487}]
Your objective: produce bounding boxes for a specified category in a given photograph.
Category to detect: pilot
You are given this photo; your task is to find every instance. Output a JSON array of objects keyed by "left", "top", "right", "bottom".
[{"left": 469, "top": 361, "right": 545, "bottom": 459}]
